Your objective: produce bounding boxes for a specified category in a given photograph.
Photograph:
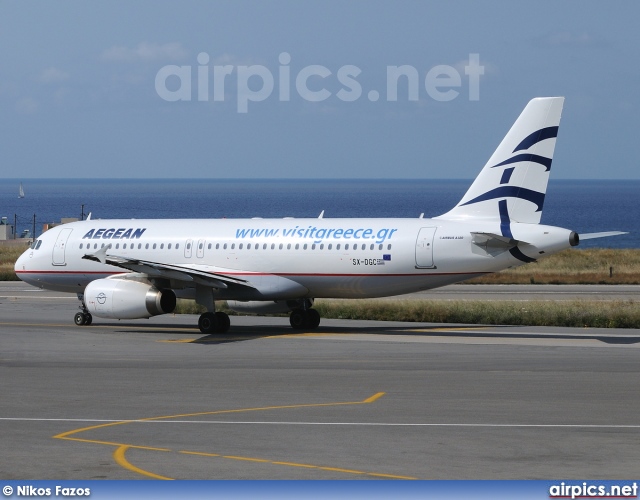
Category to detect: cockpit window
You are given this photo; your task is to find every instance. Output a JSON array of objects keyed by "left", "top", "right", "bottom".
[
  {"left": 30, "top": 240, "right": 43, "bottom": 250},
  {"left": 36, "top": 240, "right": 42, "bottom": 249}
]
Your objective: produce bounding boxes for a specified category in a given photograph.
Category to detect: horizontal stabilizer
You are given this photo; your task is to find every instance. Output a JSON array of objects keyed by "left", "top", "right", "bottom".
[
  {"left": 579, "top": 231, "right": 628, "bottom": 241},
  {"left": 471, "top": 231, "right": 527, "bottom": 257}
]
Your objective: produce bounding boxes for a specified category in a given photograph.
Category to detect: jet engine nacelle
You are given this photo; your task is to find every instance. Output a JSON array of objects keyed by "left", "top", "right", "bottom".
[
  {"left": 84, "top": 278, "right": 176, "bottom": 319},
  {"left": 227, "top": 299, "right": 313, "bottom": 315}
]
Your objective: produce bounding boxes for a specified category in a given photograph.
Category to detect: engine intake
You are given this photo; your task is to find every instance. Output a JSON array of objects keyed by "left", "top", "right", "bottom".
[{"left": 84, "top": 279, "right": 176, "bottom": 319}]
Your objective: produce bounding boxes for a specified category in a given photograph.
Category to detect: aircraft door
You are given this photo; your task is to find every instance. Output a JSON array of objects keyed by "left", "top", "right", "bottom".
[
  {"left": 184, "top": 239, "right": 193, "bottom": 258},
  {"left": 415, "top": 227, "right": 437, "bottom": 268},
  {"left": 52, "top": 228, "right": 73, "bottom": 266}
]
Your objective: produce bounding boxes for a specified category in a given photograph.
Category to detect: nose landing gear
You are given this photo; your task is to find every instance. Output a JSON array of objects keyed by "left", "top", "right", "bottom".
[{"left": 74, "top": 293, "right": 92, "bottom": 326}]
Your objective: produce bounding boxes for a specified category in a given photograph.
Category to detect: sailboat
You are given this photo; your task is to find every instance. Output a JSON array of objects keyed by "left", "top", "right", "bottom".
[{"left": 18, "top": 183, "right": 24, "bottom": 199}]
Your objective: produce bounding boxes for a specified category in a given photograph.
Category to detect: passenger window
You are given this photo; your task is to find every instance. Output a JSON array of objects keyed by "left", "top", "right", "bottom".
[
  {"left": 208, "top": 243, "right": 212, "bottom": 250},
  {"left": 123, "top": 243, "right": 127, "bottom": 249},
  {"left": 116, "top": 244, "right": 120, "bottom": 249},
  {"left": 186, "top": 242, "right": 191, "bottom": 250},
  {"left": 176, "top": 244, "right": 180, "bottom": 249},
  {"left": 160, "top": 243, "right": 164, "bottom": 249},
  {"left": 216, "top": 243, "right": 220, "bottom": 249},
  {"left": 231, "top": 244, "right": 235, "bottom": 249},
  {"left": 295, "top": 243, "right": 299, "bottom": 250},
  {"left": 223, "top": 243, "right": 227, "bottom": 250},
  {"left": 312, "top": 244, "right": 316, "bottom": 250},
  {"left": 320, "top": 244, "right": 324, "bottom": 250},
  {"left": 345, "top": 244, "right": 349, "bottom": 250},
  {"left": 239, "top": 243, "right": 243, "bottom": 250},
  {"left": 138, "top": 243, "right": 141, "bottom": 249},
  {"left": 199, "top": 242, "right": 203, "bottom": 250},
  {"left": 387, "top": 244, "right": 392, "bottom": 250},
  {"left": 145, "top": 243, "right": 149, "bottom": 249},
  {"left": 370, "top": 244, "right": 374, "bottom": 250},
  {"left": 287, "top": 243, "right": 291, "bottom": 250},
  {"left": 279, "top": 244, "right": 283, "bottom": 250},
  {"left": 262, "top": 243, "right": 267, "bottom": 250},
  {"left": 303, "top": 244, "right": 307, "bottom": 250},
  {"left": 337, "top": 244, "right": 340, "bottom": 250},
  {"left": 153, "top": 243, "right": 157, "bottom": 249},
  {"left": 168, "top": 243, "right": 172, "bottom": 249},
  {"left": 79, "top": 243, "right": 83, "bottom": 249}
]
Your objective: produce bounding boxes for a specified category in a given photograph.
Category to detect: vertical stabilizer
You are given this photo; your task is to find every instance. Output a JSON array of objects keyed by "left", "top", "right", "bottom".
[{"left": 437, "top": 97, "right": 564, "bottom": 223}]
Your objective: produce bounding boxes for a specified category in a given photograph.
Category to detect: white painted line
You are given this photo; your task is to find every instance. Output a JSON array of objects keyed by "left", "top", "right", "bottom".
[{"left": 2, "top": 417, "right": 640, "bottom": 429}]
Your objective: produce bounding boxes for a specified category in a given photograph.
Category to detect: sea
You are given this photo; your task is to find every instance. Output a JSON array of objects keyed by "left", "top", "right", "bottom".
[{"left": 1, "top": 178, "right": 637, "bottom": 249}]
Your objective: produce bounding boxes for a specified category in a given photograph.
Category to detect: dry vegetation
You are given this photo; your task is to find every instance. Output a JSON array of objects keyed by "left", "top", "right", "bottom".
[
  {"left": 0, "top": 245, "right": 29, "bottom": 281},
  {"left": 173, "top": 298, "right": 640, "bottom": 329},
  {"left": 314, "top": 299, "right": 640, "bottom": 329},
  {"left": 468, "top": 249, "right": 640, "bottom": 284}
]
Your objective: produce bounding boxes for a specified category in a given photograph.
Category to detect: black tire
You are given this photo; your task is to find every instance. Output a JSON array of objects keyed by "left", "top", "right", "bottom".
[
  {"left": 74, "top": 312, "right": 86, "bottom": 326},
  {"left": 307, "top": 309, "right": 321, "bottom": 329},
  {"left": 84, "top": 313, "right": 93, "bottom": 325},
  {"left": 289, "top": 309, "right": 308, "bottom": 329},
  {"left": 198, "top": 312, "right": 218, "bottom": 334},
  {"left": 215, "top": 312, "right": 231, "bottom": 333}
]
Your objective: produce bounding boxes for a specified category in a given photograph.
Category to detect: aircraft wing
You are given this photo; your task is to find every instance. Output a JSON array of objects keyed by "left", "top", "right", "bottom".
[
  {"left": 82, "top": 248, "right": 254, "bottom": 290},
  {"left": 579, "top": 231, "right": 628, "bottom": 241}
]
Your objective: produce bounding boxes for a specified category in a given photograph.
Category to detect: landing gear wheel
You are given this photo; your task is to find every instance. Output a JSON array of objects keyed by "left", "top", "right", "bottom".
[
  {"left": 215, "top": 312, "right": 231, "bottom": 333},
  {"left": 74, "top": 312, "right": 86, "bottom": 326},
  {"left": 74, "top": 312, "right": 91, "bottom": 326},
  {"left": 198, "top": 312, "right": 218, "bottom": 334},
  {"left": 289, "top": 309, "right": 309, "bottom": 330},
  {"left": 307, "top": 309, "right": 320, "bottom": 329}
]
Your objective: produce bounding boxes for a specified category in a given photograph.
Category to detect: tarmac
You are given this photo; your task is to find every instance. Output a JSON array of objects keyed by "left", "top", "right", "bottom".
[{"left": 1, "top": 282, "right": 639, "bottom": 480}]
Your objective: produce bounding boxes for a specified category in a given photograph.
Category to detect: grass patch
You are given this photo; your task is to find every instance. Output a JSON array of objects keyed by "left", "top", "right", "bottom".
[
  {"left": 314, "top": 299, "right": 640, "bottom": 329},
  {"left": 174, "top": 299, "right": 238, "bottom": 316},
  {"left": 0, "top": 245, "right": 27, "bottom": 281},
  {"left": 467, "top": 248, "right": 640, "bottom": 284},
  {"left": 173, "top": 298, "right": 640, "bottom": 329}
]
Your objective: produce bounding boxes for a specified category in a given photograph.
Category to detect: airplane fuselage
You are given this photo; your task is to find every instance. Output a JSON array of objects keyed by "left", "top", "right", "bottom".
[{"left": 15, "top": 216, "right": 574, "bottom": 299}]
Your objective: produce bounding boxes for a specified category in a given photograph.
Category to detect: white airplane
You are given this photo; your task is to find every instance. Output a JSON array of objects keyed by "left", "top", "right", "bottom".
[{"left": 15, "top": 97, "right": 625, "bottom": 333}]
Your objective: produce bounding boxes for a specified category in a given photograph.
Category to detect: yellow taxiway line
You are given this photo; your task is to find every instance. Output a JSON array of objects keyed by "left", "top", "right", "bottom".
[{"left": 53, "top": 392, "right": 416, "bottom": 480}]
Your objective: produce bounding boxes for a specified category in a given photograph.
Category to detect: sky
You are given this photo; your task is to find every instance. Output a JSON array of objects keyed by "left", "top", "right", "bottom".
[{"left": 1, "top": 1, "right": 639, "bottom": 180}]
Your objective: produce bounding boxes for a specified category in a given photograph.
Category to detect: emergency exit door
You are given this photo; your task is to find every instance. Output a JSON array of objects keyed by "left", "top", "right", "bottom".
[{"left": 415, "top": 227, "right": 437, "bottom": 268}]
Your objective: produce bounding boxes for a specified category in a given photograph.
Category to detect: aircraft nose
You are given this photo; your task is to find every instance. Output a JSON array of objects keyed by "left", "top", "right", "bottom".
[{"left": 14, "top": 247, "right": 32, "bottom": 276}]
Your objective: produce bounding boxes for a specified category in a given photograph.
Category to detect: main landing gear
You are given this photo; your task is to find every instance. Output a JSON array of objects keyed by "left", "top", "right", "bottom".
[
  {"left": 289, "top": 308, "right": 321, "bottom": 330},
  {"left": 198, "top": 311, "right": 231, "bottom": 334},
  {"left": 74, "top": 293, "right": 92, "bottom": 326}
]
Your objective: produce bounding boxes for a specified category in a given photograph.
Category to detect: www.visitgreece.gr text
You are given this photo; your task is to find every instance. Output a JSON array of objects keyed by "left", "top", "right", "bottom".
[{"left": 235, "top": 226, "right": 398, "bottom": 244}]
